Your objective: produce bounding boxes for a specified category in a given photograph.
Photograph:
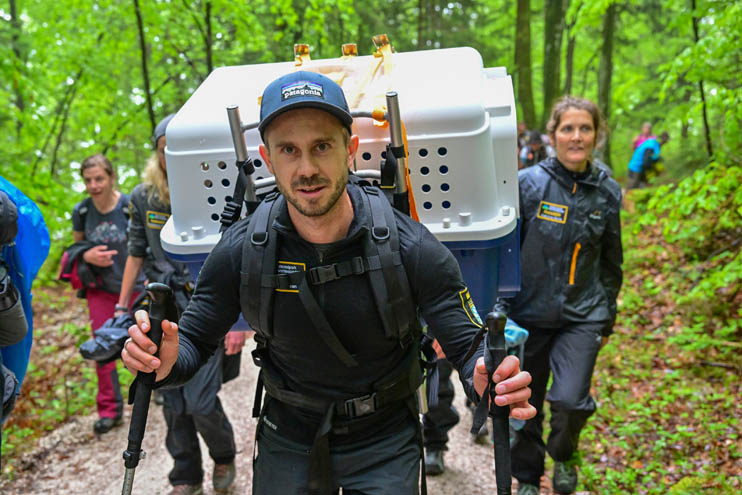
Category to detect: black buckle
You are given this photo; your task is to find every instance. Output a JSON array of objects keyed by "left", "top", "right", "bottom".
[
  {"left": 309, "top": 264, "right": 339, "bottom": 284},
  {"left": 344, "top": 393, "right": 377, "bottom": 418},
  {"left": 372, "top": 226, "right": 390, "bottom": 241},
  {"left": 251, "top": 232, "right": 268, "bottom": 246},
  {"left": 350, "top": 257, "right": 365, "bottom": 275}
]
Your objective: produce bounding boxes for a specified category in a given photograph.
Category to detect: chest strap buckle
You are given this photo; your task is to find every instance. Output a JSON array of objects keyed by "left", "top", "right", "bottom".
[{"left": 344, "top": 393, "right": 377, "bottom": 418}]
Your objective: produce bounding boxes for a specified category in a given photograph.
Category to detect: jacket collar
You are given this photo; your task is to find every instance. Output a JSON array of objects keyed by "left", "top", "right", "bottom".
[
  {"left": 538, "top": 156, "right": 606, "bottom": 191},
  {"left": 272, "top": 181, "right": 370, "bottom": 245}
]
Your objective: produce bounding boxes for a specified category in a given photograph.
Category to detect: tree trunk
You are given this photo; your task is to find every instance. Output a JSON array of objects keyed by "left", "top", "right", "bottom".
[
  {"left": 9, "top": 0, "right": 25, "bottom": 138},
  {"left": 597, "top": 3, "right": 616, "bottom": 169},
  {"left": 205, "top": 1, "right": 213, "bottom": 75},
  {"left": 417, "top": 0, "right": 424, "bottom": 49},
  {"left": 563, "top": 33, "right": 575, "bottom": 95},
  {"left": 563, "top": 0, "right": 575, "bottom": 95},
  {"left": 514, "top": 0, "right": 536, "bottom": 129},
  {"left": 542, "top": 0, "right": 566, "bottom": 127},
  {"left": 133, "top": 0, "right": 157, "bottom": 135},
  {"left": 690, "top": 0, "right": 713, "bottom": 159}
]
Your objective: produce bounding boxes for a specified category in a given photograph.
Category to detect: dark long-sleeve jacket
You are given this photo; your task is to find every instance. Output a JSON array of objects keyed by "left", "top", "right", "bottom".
[
  {"left": 159, "top": 182, "right": 484, "bottom": 443},
  {"left": 505, "top": 157, "right": 623, "bottom": 336},
  {"left": 127, "top": 184, "right": 190, "bottom": 311}
]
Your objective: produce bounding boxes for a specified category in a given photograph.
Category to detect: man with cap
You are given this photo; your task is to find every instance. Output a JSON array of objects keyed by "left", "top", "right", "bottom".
[
  {"left": 117, "top": 114, "right": 246, "bottom": 495},
  {"left": 122, "top": 71, "right": 534, "bottom": 494}
]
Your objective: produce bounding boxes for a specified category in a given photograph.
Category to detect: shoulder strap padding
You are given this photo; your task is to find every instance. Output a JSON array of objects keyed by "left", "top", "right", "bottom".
[
  {"left": 241, "top": 192, "right": 282, "bottom": 341},
  {"left": 360, "top": 185, "right": 417, "bottom": 346}
]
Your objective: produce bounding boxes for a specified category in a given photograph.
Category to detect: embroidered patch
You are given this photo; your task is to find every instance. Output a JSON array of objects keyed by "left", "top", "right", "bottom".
[
  {"left": 537, "top": 201, "right": 568, "bottom": 224},
  {"left": 276, "top": 261, "right": 306, "bottom": 293},
  {"left": 459, "top": 288, "right": 483, "bottom": 326},
  {"left": 281, "top": 81, "right": 323, "bottom": 101},
  {"left": 146, "top": 210, "right": 170, "bottom": 230}
]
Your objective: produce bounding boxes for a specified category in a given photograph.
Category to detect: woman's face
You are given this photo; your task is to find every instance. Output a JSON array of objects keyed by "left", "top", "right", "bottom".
[
  {"left": 82, "top": 165, "right": 114, "bottom": 198},
  {"left": 156, "top": 136, "right": 167, "bottom": 174},
  {"left": 551, "top": 108, "right": 596, "bottom": 172}
]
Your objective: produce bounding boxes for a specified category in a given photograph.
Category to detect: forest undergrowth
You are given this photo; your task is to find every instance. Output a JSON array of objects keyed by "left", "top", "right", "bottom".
[{"left": 577, "top": 163, "right": 742, "bottom": 494}]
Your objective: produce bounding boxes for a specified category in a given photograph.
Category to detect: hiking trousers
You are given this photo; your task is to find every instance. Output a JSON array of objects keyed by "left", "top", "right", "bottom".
[
  {"left": 422, "top": 358, "right": 459, "bottom": 451},
  {"left": 253, "top": 417, "right": 421, "bottom": 495},
  {"left": 86, "top": 288, "right": 123, "bottom": 420},
  {"left": 162, "top": 349, "right": 236, "bottom": 486},
  {"left": 510, "top": 323, "right": 603, "bottom": 486}
]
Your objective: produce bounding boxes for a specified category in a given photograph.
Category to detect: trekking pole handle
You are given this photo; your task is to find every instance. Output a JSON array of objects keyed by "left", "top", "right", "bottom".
[
  {"left": 485, "top": 311, "right": 509, "bottom": 418},
  {"left": 138, "top": 283, "right": 171, "bottom": 387},
  {"left": 485, "top": 311, "right": 512, "bottom": 495}
]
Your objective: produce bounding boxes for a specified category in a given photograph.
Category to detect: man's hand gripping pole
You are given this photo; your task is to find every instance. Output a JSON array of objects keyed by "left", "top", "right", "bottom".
[
  {"left": 121, "top": 283, "right": 172, "bottom": 495},
  {"left": 485, "top": 311, "right": 512, "bottom": 494}
]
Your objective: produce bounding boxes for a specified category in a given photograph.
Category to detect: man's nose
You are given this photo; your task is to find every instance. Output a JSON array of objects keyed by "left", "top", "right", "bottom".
[{"left": 296, "top": 153, "right": 320, "bottom": 175}]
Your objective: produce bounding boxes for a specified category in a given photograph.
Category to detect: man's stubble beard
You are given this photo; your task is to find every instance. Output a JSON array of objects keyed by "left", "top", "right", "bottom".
[{"left": 277, "top": 163, "right": 349, "bottom": 218}]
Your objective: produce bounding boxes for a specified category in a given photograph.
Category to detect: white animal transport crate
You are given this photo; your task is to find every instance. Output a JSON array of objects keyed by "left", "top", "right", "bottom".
[{"left": 161, "top": 44, "right": 521, "bottom": 317}]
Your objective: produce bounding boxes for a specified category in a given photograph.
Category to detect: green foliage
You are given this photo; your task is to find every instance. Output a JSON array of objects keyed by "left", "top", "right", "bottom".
[{"left": 629, "top": 164, "right": 742, "bottom": 364}]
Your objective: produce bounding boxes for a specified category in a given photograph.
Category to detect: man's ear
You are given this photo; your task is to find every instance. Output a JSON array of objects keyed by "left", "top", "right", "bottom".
[
  {"left": 346, "top": 135, "right": 360, "bottom": 169},
  {"left": 259, "top": 144, "right": 274, "bottom": 175}
]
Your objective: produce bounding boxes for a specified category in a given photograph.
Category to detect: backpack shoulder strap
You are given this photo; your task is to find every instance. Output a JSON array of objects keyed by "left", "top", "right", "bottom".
[
  {"left": 120, "top": 193, "right": 131, "bottom": 220},
  {"left": 359, "top": 184, "right": 417, "bottom": 347},
  {"left": 77, "top": 197, "right": 92, "bottom": 228},
  {"left": 240, "top": 192, "right": 282, "bottom": 341}
]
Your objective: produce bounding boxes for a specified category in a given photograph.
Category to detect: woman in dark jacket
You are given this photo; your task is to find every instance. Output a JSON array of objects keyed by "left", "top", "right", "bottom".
[{"left": 505, "top": 96, "right": 623, "bottom": 495}]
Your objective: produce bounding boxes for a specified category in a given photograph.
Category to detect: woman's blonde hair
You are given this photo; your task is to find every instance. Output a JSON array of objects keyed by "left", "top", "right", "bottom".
[{"left": 143, "top": 152, "right": 170, "bottom": 207}]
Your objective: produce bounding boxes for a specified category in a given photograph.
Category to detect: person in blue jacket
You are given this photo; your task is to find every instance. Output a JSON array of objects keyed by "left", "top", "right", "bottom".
[
  {"left": 0, "top": 179, "right": 50, "bottom": 468},
  {"left": 626, "top": 131, "right": 669, "bottom": 189}
]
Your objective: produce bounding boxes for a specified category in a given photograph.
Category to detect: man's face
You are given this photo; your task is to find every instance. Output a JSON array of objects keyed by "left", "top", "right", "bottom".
[{"left": 259, "top": 108, "right": 358, "bottom": 218}]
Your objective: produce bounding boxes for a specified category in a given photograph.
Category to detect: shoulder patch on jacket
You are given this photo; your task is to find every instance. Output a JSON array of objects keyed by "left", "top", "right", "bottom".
[
  {"left": 537, "top": 201, "right": 568, "bottom": 224},
  {"left": 459, "top": 288, "right": 483, "bottom": 326},
  {"left": 146, "top": 210, "right": 170, "bottom": 230}
]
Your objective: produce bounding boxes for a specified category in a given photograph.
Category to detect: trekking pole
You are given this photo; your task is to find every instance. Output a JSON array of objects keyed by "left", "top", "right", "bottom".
[
  {"left": 484, "top": 311, "right": 512, "bottom": 495},
  {"left": 122, "top": 282, "right": 172, "bottom": 495}
]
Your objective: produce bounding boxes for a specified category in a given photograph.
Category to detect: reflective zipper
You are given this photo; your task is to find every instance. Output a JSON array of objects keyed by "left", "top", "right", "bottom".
[{"left": 569, "top": 242, "right": 581, "bottom": 285}]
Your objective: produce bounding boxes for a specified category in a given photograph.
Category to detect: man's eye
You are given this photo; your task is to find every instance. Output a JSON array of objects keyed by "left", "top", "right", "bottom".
[
  {"left": 282, "top": 146, "right": 295, "bottom": 154},
  {"left": 316, "top": 143, "right": 329, "bottom": 152}
]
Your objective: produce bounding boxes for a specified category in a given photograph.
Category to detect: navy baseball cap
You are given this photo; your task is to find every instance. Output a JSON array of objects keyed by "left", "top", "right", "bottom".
[
  {"left": 258, "top": 71, "right": 353, "bottom": 141},
  {"left": 153, "top": 113, "right": 175, "bottom": 147}
]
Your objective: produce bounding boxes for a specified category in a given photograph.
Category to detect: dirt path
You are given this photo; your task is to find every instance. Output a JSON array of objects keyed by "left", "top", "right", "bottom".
[{"left": 2, "top": 339, "right": 570, "bottom": 494}]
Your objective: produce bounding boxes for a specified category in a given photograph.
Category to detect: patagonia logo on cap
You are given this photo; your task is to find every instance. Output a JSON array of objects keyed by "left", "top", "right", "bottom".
[{"left": 281, "top": 81, "right": 323, "bottom": 101}]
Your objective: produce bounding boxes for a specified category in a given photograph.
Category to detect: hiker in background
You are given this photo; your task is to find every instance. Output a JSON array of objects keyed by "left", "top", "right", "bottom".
[
  {"left": 517, "top": 121, "right": 530, "bottom": 148},
  {"left": 70, "top": 154, "right": 137, "bottom": 434},
  {"left": 627, "top": 131, "right": 670, "bottom": 190},
  {"left": 498, "top": 96, "right": 623, "bottom": 495},
  {"left": 116, "top": 114, "right": 245, "bottom": 495},
  {"left": 632, "top": 122, "right": 655, "bottom": 150},
  {"left": 0, "top": 185, "right": 49, "bottom": 468},
  {"left": 519, "top": 131, "right": 549, "bottom": 169}
]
